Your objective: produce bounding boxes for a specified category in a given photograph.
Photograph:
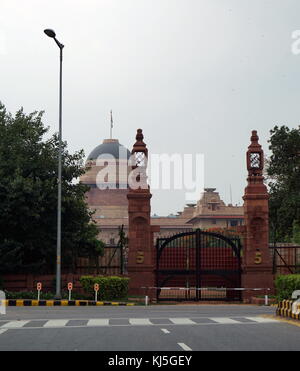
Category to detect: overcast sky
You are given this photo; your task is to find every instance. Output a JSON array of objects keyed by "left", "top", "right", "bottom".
[{"left": 1, "top": 0, "right": 300, "bottom": 215}]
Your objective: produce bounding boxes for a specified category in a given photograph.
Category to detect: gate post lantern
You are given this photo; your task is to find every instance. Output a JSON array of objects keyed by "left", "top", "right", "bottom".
[
  {"left": 242, "top": 130, "right": 274, "bottom": 302},
  {"left": 127, "top": 129, "right": 156, "bottom": 297}
]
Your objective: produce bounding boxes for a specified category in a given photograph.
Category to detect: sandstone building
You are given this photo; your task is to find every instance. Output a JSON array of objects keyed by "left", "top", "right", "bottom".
[{"left": 80, "top": 138, "right": 244, "bottom": 244}]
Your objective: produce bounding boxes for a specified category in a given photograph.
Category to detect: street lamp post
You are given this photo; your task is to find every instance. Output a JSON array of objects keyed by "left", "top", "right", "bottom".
[{"left": 44, "top": 29, "right": 64, "bottom": 299}]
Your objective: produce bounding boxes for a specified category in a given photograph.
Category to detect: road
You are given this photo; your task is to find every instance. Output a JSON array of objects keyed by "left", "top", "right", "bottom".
[{"left": 0, "top": 305, "right": 299, "bottom": 351}]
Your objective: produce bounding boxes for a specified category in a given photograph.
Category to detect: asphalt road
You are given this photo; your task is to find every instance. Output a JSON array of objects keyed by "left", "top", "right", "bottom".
[{"left": 0, "top": 305, "right": 299, "bottom": 352}]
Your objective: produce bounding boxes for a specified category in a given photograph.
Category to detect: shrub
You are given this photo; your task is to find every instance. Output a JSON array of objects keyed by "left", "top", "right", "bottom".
[
  {"left": 79, "top": 276, "right": 129, "bottom": 301},
  {"left": 275, "top": 274, "right": 300, "bottom": 301}
]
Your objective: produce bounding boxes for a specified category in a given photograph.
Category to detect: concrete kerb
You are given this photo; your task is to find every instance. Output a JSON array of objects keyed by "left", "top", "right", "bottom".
[
  {"left": 0, "top": 299, "right": 135, "bottom": 307},
  {"left": 276, "top": 300, "right": 300, "bottom": 320}
]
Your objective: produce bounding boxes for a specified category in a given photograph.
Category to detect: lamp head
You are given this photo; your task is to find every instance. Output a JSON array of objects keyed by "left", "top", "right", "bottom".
[{"left": 44, "top": 29, "right": 56, "bottom": 38}]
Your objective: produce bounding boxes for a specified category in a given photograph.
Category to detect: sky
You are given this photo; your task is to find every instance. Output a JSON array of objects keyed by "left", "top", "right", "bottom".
[{"left": 1, "top": 0, "right": 300, "bottom": 215}]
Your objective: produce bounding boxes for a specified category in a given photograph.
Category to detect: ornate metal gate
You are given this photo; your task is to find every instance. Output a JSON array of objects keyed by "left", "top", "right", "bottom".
[{"left": 156, "top": 229, "right": 242, "bottom": 301}]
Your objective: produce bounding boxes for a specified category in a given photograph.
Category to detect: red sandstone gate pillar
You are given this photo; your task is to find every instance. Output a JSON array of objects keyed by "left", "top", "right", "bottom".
[
  {"left": 241, "top": 130, "right": 274, "bottom": 302},
  {"left": 127, "top": 129, "right": 155, "bottom": 297}
]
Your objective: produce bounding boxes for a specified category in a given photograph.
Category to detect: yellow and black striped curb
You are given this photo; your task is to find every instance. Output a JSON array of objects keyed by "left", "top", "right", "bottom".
[
  {"left": 0, "top": 300, "right": 135, "bottom": 307},
  {"left": 276, "top": 300, "right": 300, "bottom": 320}
]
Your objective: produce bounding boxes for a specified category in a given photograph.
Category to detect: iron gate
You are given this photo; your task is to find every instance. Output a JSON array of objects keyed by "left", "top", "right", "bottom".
[{"left": 156, "top": 229, "right": 242, "bottom": 301}]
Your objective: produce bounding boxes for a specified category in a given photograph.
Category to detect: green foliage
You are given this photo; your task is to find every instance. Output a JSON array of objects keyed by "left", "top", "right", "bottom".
[
  {"left": 80, "top": 276, "right": 129, "bottom": 300},
  {"left": 0, "top": 102, "right": 103, "bottom": 274},
  {"left": 267, "top": 125, "right": 300, "bottom": 242},
  {"left": 292, "top": 221, "right": 300, "bottom": 245},
  {"left": 274, "top": 274, "right": 300, "bottom": 301}
]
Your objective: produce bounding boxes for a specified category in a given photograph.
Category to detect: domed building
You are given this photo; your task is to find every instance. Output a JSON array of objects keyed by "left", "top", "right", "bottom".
[
  {"left": 80, "top": 138, "right": 131, "bottom": 245},
  {"left": 81, "top": 138, "right": 245, "bottom": 246}
]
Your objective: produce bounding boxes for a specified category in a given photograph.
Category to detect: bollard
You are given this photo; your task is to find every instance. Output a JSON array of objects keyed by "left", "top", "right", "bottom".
[
  {"left": 145, "top": 296, "right": 149, "bottom": 306},
  {"left": 94, "top": 283, "right": 99, "bottom": 302},
  {"left": 68, "top": 282, "right": 73, "bottom": 301},
  {"left": 37, "top": 282, "right": 42, "bottom": 301}
]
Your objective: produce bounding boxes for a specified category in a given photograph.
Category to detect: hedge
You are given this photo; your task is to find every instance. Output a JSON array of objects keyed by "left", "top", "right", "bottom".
[
  {"left": 79, "top": 276, "right": 129, "bottom": 300},
  {"left": 275, "top": 274, "right": 300, "bottom": 301},
  {"left": 3, "top": 291, "right": 89, "bottom": 300}
]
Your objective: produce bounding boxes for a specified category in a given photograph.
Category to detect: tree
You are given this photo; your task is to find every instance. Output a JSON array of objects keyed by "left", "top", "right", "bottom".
[
  {"left": 267, "top": 125, "right": 300, "bottom": 243},
  {"left": 0, "top": 102, "right": 104, "bottom": 274},
  {"left": 117, "top": 225, "right": 128, "bottom": 274}
]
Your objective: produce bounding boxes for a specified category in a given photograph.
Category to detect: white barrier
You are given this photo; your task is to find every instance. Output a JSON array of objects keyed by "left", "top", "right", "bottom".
[
  {"left": 142, "top": 287, "right": 271, "bottom": 291},
  {"left": 292, "top": 290, "right": 300, "bottom": 315},
  {"left": 0, "top": 291, "right": 6, "bottom": 315},
  {"left": 141, "top": 287, "right": 271, "bottom": 305}
]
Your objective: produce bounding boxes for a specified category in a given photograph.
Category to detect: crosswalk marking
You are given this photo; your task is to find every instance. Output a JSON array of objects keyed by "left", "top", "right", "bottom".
[
  {"left": 245, "top": 317, "right": 278, "bottom": 323},
  {"left": 87, "top": 319, "right": 109, "bottom": 326},
  {"left": 170, "top": 318, "right": 196, "bottom": 325},
  {"left": 209, "top": 318, "right": 241, "bottom": 324},
  {"left": 178, "top": 343, "right": 192, "bottom": 351},
  {"left": 2, "top": 321, "right": 29, "bottom": 328},
  {"left": 129, "top": 318, "right": 152, "bottom": 326},
  {"left": 0, "top": 316, "right": 281, "bottom": 330},
  {"left": 44, "top": 320, "right": 69, "bottom": 328}
]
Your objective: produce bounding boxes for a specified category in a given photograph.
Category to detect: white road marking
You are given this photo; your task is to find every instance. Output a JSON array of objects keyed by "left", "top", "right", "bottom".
[
  {"left": 43, "top": 320, "right": 69, "bottom": 328},
  {"left": 161, "top": 328, "right": 170, "bottom": 334},
  {"left": 170, "top": 318, "right": 196, "bottom": 325},
  {"left": 2, "top": 321, "right": 29, "bottom": 328},
  {"left": 245, "top": 317, "right": 278, "bottom": 323},
  {"left": 129, "top": 318, "right": 152, "bottom": 325},
  {"left": 0, "top": 317, "right": 281, "bottom": 330},
  {"left": 209, "top": 318, "right": 241, "bottom": 324},
  {"left": 178, "top": 343, "right": 192, "bottom": 351},
  {"left": 0, "top": 329, "right": 7, "bottom": 335},
  {"left": 87, "top": 319, "right": 109, "bottom": 326}
]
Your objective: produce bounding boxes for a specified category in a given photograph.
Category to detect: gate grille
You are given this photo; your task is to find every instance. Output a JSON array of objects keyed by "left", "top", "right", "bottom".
[{"left": 156, "top": 229, "right": 242, "bottom": 301}]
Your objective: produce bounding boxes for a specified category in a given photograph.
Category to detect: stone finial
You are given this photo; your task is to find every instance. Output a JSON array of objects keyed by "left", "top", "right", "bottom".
[
  {"left": 248, "top": 130, "right": 262, "bottom": 152},
  {"left": 132, "top": 128, "right": 147, "bottom": 155},
  {"left": 250, "top": 130, "right": 259, "bottom": 144},
  {"left": 136, "top": 129, "right": 144, "bottom": 142}
]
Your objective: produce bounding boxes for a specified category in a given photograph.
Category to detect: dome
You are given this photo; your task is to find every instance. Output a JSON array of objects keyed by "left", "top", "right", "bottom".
[{"left": 87, "top": 139, "right": 131, "bottom": 161}]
